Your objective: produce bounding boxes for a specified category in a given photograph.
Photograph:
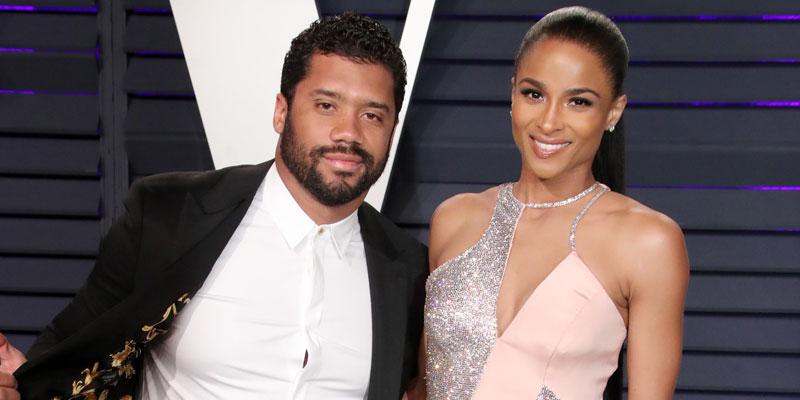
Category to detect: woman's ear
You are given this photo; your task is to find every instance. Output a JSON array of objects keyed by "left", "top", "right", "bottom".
[
  {"left": 510, "top": 76, "right": 516, "bottom": 107},
  {"left": 607, "top": 94, "right": 627, "bottom": 129}
]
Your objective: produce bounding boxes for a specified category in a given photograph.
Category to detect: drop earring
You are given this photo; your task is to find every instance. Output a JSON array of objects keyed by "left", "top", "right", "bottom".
[{"left": 606, "top": 111, "right": 615, "bottom": 133}]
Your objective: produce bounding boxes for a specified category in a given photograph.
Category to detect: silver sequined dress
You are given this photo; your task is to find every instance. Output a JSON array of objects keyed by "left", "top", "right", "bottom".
[
  {"left": 425, "top": 184, "right": 626, "bottom": 400},
  {"left": 425, "top": 184, "right": 522, "bottom": 399}
]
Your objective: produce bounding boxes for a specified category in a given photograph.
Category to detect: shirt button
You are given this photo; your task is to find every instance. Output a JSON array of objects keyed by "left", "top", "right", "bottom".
[{"left": 317, "top": 227, "right": 325, "bottom": 235}]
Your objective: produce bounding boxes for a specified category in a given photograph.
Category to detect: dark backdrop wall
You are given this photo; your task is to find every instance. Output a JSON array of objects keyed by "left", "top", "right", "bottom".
[{"left": 0, "top": 1, "right": 798, "bottom": 398}]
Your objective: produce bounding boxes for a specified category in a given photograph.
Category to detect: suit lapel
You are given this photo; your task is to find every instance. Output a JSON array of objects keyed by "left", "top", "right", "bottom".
[
  {"left": 154, "top": 165, "right": 411, "bottom": 399},
  {"left": 131, "top": 162, "right": 273, "bottom": 352},
  {"left": 13, "top": 163, "right": 274, "bottom": 397},
  {"left": 155, "top": 162, "right": 272, "bottom": 303},
  {"left": 360, "top": 206, "right": 409, "bottom": 400},
  {"left": 158, "top": 166, "right": 411, "bottom": 398}
]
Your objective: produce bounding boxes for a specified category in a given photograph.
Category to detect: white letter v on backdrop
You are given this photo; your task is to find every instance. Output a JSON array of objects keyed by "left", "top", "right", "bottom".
[{"left": 172, "top": 0, "right": 436, "bottom": 211}]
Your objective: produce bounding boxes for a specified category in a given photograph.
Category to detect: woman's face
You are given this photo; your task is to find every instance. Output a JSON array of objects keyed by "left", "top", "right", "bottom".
[{"left": 511, "top": 37, "right": 626, "bottom": 183}]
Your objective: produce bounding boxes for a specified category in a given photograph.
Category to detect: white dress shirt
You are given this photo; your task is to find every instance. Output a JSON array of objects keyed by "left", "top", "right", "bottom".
[{"left": 140, "top": 166, "right": 373, "bottom": 399}]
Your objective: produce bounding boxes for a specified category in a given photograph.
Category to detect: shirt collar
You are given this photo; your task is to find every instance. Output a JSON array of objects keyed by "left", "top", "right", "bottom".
[{"left": 263, "top": 166, "right": 360, "bottom": 259}]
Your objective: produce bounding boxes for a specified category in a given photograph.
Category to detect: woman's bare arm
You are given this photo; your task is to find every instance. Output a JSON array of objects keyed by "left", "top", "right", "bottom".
[{"left": 624, "top": 212, "right": 689, "bottom": 399}]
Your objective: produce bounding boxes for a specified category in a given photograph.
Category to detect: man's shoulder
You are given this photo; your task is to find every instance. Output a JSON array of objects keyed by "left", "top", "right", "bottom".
[
  {"left": 130, "top": 163, "right": 270, "bottom": 200},
  {"left": 132, "top": 169, "right": 217, "bottom": 194}
]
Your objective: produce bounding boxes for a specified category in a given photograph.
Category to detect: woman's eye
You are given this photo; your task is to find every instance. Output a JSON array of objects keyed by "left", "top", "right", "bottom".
[
  {"left": 521, "top": 88, "right": 543, "bottom": 100},
  {"left": 570, "top": 97, "right": 593, "bottom": 107}
]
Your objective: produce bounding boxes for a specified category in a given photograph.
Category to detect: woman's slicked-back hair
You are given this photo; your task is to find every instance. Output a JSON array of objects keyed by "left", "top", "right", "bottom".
[
  {"left": 515, "top": 6, "right": 628, "bottom": 96},
  {"left": 514, "top": 6, "right": 629, "bottom": 192}
]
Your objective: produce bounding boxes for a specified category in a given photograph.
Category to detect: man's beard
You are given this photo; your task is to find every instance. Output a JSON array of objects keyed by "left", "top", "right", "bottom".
[{"left": 279, "top": 110, "right": 389, "bottom": 207}]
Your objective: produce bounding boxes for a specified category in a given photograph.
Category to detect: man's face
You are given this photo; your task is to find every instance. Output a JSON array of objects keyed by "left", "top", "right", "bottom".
[{"left": 275, "top": 53, "right": 396, "bottom": 206}]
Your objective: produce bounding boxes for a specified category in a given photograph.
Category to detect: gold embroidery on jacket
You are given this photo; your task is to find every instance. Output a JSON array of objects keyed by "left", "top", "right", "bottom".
[
  {"left": 141, "top": 293, "right": 190, "bottom": 343},
  {"left": 60, "top": 293, "right": 191, "bottom": 400}
]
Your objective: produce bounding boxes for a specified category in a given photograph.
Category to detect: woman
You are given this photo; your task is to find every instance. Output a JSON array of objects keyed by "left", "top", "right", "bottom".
[{"left": 423, "top": 6, "right": 688, "bottom": 400}]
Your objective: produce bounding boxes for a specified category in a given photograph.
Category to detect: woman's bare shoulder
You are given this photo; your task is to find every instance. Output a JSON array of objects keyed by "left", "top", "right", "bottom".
[
  {"left": 428, "top": 185, "right": 502, "bottom": 271},
  {"left": 601, "top": 193, "right": 688, "bottom": 285},
  {"left": 432, "top": 186, "right": 499, "bottom": 226},
  {"left": 605, "top": 193, "right": 684, "bottom": 250}
]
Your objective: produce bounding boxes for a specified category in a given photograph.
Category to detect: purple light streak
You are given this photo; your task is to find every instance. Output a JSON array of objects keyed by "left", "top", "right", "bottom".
[
  {"left": 0, "top": 89, "right": 34, "bottom": 95},
  {"left": 629, "top": 60, "right": 800, "bottom": 65},
  {"left": 630, "top": 185, "right": 800, "bottom": 191},
  {"left": 0, "top": 5, "right": 33, "bottom": 11},
  {"left": 761, "top": 15, "right": 800, "bottom": 21},
  {"left": 441, "top": 14, "right": 800, "bottom": 23},
  {"left": 0, "top": 47, "right": 96, "bottom": 54},
  {"left": 630, "top": 101, "right": 800, "bottom": 108},
  {"left": 0, "top": 89, "right": 96, "bottom": 96},
  {"left": 0, "top": 5, "right": 96, "bottom": 13},
  {"left": 750, "top": 101, "right": 800, "bottom": 107},
  {"left": 743, "top": 186, "right": 800, "bottom": 191},
  {"left": 0, "top": 47, "right": 33, "bottom": 53},
  {"left": 613, "top": 15, "right": 800, "bottom": 22}
]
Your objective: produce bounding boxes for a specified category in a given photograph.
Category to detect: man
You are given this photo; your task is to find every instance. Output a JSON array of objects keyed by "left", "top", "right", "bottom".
[
  {"left": 0, "top": 335, "right": 23, "bottom": 400},
  {"left": 1, "top": 12, "right": 427, "bottom": 399}
]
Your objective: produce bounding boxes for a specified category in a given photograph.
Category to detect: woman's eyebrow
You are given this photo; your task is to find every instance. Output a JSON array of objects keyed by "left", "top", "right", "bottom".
[{"left": 566, "top": 87, "right": 602, "bottom": 98}]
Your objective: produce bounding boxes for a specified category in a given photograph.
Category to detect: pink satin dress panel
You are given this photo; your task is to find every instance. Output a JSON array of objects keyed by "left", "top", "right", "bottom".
[
  {"left": 425, "top": 184, "right": 626, "bottom": 400},
  {"left": 472, "top": 252, "right": 626, "bottom": 399}
]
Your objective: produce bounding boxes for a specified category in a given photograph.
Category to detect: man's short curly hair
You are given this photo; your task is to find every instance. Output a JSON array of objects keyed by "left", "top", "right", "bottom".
[{"left": 280, "top": 12, "right": 407, "bottom": 119}]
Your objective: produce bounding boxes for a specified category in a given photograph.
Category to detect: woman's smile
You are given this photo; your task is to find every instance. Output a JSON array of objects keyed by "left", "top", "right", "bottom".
[{"left": 530, "top": 136, "right": 572, "bottom": 159}]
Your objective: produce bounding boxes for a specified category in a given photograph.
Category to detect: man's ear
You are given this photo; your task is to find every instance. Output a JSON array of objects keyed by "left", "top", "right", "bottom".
[{"left": 273, "top": 93, "right": 288, "bottom": 134}]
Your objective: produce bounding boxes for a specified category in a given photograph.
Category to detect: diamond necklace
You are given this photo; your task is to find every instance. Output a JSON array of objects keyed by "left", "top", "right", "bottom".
[{"left": 515, "top": 181, "right": 600, "bottom": 209}]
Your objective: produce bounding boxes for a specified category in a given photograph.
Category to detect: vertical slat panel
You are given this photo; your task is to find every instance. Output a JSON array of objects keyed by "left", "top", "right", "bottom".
[
  {"left": 0, "top": 5, "right": 101, "bottom": 354},
  {"left": 3, "top": 1, "right": 796, "bottom": 396},
  {"left": 382, "top": 1, "right": 800, "bottom": 398},
  {"left": 122, "top": 2, "right": 213, "bottom": 178}
]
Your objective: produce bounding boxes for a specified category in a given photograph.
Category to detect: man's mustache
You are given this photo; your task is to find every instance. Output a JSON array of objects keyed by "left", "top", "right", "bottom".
[{"left": 312, "top": 143, "right": 375, "bottom": 167}]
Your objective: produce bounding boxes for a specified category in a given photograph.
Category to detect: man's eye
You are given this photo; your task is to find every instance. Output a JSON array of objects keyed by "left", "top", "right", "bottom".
[
  {"left": 317, "top": 102, "right": 334, "bottom": 111},
  {"left": 364, "top": 112, "right": 382, "bottom": 122}
]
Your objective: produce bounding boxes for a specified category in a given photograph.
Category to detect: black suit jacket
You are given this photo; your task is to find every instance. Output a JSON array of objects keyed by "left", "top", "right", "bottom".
[{"left": 15, "top": 161, "right": 428, "bottom": 399}]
